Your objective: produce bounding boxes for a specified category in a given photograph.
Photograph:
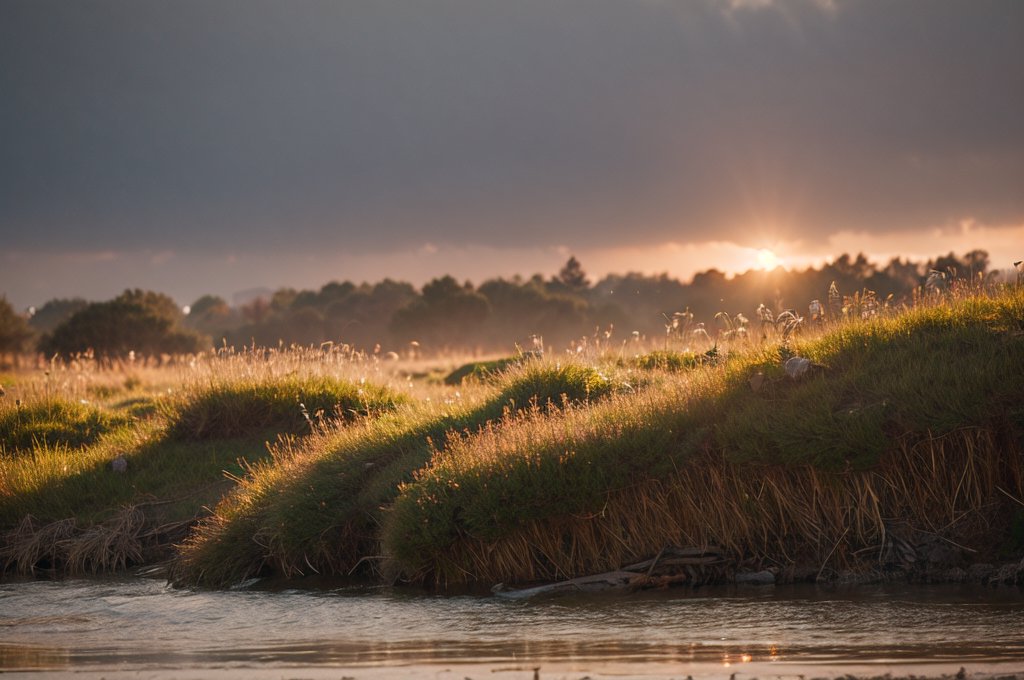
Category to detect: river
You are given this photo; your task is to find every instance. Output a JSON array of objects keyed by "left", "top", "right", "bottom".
[{"left": 1, "top": 577, "right": 1022, "bottom": 679}]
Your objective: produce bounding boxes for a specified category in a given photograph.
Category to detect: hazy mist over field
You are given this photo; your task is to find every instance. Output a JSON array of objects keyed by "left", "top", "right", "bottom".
[{"left": 2, "top": 0, "right": 1022, "bottom": 308}]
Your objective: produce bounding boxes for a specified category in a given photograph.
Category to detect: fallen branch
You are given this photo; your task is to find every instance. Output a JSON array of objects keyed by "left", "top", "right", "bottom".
[{"left": 492, "top": 570, "right": 641, "bottom": 599}]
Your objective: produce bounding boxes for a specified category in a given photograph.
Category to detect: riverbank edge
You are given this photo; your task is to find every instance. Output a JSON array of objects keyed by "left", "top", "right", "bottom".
[
  {"left": 0, "top": 658, "right": 1021, "bottom": 680},
  {"left": 4, "top": 429, "right": 1024, "bottom": 589}
]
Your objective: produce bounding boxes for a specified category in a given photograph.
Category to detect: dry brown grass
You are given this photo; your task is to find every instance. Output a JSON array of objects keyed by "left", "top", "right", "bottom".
[
  {"left": 0, "top": 507, "right": 145, "bottom": 574},
  {"left": 405, "top": 426, "right": 1021, "bottom": 585},
  {"left": 0, "top": 515, "right": 77, "bottom": 574},
  {"left": 63, "top": 507, "right": 146, "bottom": 572}
]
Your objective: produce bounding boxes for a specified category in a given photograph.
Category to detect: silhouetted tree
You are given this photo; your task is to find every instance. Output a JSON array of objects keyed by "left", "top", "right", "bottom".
[
  {"left": 390, "top": 276, "right": 490, "bottom": 349},
  {"left": 189, "top": 295, "right": 229, "bottom": 318},
  {"left": 286, "top": 306, "right": 327, "bottom": 345},
  {"left": 42, "top": 289, "right": 202, "bottom": 358},
  {"left": 477, "top": 277, "right": 590, "bottom": 348},
  {"left": 223, "top": 279, "right": 417, "bottom": 351},
  {"left": 182, "top": 295, "right": 238, "bottom": 337},
  {"left": 318, "top": 281, "right": 356, "bottom": 307},
  {"left": 321, "top": 279, "right": 416, "bottom": 349},
  {"left": 928, "top": 250, "right": 990, "bottom": 280},
  {"left": 831, "top": 253, "right": 875, "bottom": 281},
  {"left": 0, "top": 297, "right": 33, "bottom": 361},
  {"left": 187, "top": 249, "right": 994, "bottom": 355},
  {"left": 241, "top": 297, "right": 271, "bottom": 325},
  {"left": 557, "top": 256, "right": 589, "bottom": 291},
  {"left": 270, "top": 288, "right": 298, "bottom": 314},
  {"left": 883, "top": 257, "right": 923, "bottom": 291},
  {"left": 28, "top": 297, "right": 88, "bottom": 332}
]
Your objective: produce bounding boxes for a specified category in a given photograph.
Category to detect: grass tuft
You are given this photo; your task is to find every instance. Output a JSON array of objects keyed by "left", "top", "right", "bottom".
[
  {"left": 444, "top": 357, "right": 521, "bottom": 385},
  {"left": 632, "top": 349, "right": 712, "bottom": 372},
  {"left": 491, "top": 360, "right": 619, "bottom": 411},
  {"left": 163, "top": 375, "right": 404, "bottom": 441}
]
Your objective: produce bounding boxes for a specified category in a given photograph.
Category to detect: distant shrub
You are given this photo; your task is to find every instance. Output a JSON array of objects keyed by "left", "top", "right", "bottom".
[
  {"left": 41, "top": 289, "right": 203, "bottom": 359},
  {"left": 163, "top": 375, "right": 405, "bottom": 441}
]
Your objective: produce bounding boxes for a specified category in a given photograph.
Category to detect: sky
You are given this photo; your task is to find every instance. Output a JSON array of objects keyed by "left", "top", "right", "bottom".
[{"left": 2, "top": 0, "right": 1022, "bottom": 309}]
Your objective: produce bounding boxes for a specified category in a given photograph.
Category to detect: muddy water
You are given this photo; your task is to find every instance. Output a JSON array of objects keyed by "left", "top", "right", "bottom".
[{"left": 1, "top": 578, "right": 1022, "bottom": 679}]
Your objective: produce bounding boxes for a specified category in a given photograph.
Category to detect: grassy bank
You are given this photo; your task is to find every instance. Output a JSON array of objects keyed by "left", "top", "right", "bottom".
[
  {"left": 173, "top": 360, "right": 633, "bottom": 585},
  {"left": 381, "top": 290, "right": 1024, "bottom": 584},
  {"left": 3, "top": 287, "right": 1024, "bottom": 587}
]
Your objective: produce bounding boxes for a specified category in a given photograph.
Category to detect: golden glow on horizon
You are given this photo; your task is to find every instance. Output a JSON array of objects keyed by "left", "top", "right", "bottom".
[
  {"left": 755, "top": 248, "right": 780, "bottom": 269},
  {"left": 6, "top": 221, "right": 1022, "bottom": 310}
]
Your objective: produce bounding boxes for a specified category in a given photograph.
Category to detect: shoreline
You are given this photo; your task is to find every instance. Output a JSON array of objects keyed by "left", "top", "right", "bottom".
[{"left": 0, "top": 658, "right": 1022, "bottom": 680}]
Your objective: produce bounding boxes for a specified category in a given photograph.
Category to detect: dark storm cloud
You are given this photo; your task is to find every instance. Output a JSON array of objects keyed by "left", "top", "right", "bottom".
[{"left": 2, "top": 0, "right": 1022, "bottom": 254}]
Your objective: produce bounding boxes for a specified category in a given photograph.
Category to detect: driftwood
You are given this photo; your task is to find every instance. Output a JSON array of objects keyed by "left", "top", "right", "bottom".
[
  {"left": 492, "top": 571, "right": 643, "bottom": 599},
  {"left": 492, "top": 545, "right": 726, "bottom": 599}
]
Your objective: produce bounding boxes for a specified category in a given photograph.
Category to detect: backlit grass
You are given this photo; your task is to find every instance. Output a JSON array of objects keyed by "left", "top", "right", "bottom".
[
  {"left": 1, "top": 346, "right": 412, "bottom": 574},
  {"left": 632, "top": 348, "right": 713, "bottom": 371},
  {"left": 381, "top": 288, "right": 1024, "bottom": 582},
  {"left": 162, "top": 375, "right": 404, "bottom": 441},
  {"left": 174, "top": 357, "right": 632, "bottom": 585}
]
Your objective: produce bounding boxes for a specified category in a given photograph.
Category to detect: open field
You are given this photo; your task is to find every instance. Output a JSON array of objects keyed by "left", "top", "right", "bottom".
[{"left": 2, "top": 284, "right": 1023, "bottom": 589}]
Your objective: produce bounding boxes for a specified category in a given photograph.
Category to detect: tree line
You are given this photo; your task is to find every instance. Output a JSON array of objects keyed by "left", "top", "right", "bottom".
[{"left": 0, "top": 250, "right": 1000, "bottom": 362}]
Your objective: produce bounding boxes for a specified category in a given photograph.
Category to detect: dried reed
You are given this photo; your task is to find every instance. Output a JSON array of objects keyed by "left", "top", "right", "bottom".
[
  {"left": 395, "top": 427, "right": 1020, "bottom": 585},
  {"left": 0, "top": 506, "right": 145, "bottom": 574}
]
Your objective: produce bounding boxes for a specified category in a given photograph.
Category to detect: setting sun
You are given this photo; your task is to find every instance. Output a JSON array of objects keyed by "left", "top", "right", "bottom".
[{"left": 756, "top": 248, "right": 780, "bottom": 269}]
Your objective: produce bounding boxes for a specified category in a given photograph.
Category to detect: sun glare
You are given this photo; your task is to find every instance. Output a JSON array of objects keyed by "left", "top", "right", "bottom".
[{"left": 756, "top": 248, "right": 779, "bottom": 269}]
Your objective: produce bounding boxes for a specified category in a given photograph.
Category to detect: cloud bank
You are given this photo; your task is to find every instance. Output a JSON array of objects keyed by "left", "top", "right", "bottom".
[{"left": 1, "top": 0, "right": 1022, "bottom": 304}]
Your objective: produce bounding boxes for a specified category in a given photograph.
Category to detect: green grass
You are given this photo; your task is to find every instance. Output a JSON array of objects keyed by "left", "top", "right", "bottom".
[
  {"left": 175, "top": 358, "right": 631, "bottom": 585},
  {"left": 162, "top": 375, "right": 404, "bottom": 441},
  {"left": 0, "top": 398, "right": 133, "bottom": 455},
  {"left": 444, "top": 357, "right": 521, "bottom": 385},
  {"left": 716, "top": 294, "right": 1024, "bottom": 469},
  {"left": 382, "top": 388, "right": 699, "bottom": 579},
  {"left": 2, "top": 374, "right": 405, "bottom": 528},
  {"left": 632, "top": 348, "right": 714, "bottom": 371},
  {"left": 0, "top": 423, "right": 274, "bottom": 527},
  {"left": 1, "top": 373, "right": 407, "bottom": 574},
  {"left": 492, "top": 360, "right": 620, "bottom": 410}
]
